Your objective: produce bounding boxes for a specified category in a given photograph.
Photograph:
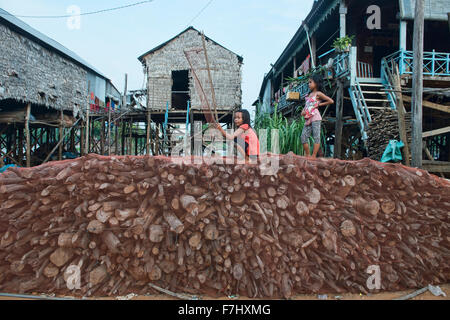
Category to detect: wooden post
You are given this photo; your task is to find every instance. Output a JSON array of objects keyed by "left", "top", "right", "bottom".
[
  {"left": 80, "top": 120, "right": 84, "bottom": 156},
  {"left": 122, "top": 74, "right": 128, "bottom": 110},
  {"left": 129, "top": 118, "right": 132, "bottom": 155},
  {"left": 18, "top": 127, "right": 23, "bottom": 166},
  {"left": 334, "top": 82, "right": 344, "bottom": 159},
  {"left": 339, "top": 0, "right": 347, "bottom": 38},
  {"left": 108, "top": 103, "right": 111, "bottom": 156},
  {"left": 121, "top": 120, "right": 126, "bottom": 155},
  {"left": 85, "top": 81, "right": 91, "bottom": 155},
  {"left": 393, "top": 66, "right": 411, "bottom": 166},
  {"left": 146, "top": 111, "right": 151, "bottom": 155},
  {"left": 293, "top": 56, "right": 297, "bottom": 77},
  {"left": 411, "top": 0, "right": 424, "bottom": 168},
  {"left": 399, "top": 20, "right": 407, "bottom": 51},
  {"left": 101, "top": 116, "right": 105, "bottom": 155},
  {"left": 311, "top": 35, "right": 317, "bottom": 69},
  {"left": 115, "top": 119, "right": 118, "bottom": 156},
  {"left": 155, "top": 123, "right": 160, "bottom": 156},
  {"left": 59, "top": 109, "right": 64, "bottom": 160},
  {"left": 25, "top": 103, "right": 31, "bottom": 167}
]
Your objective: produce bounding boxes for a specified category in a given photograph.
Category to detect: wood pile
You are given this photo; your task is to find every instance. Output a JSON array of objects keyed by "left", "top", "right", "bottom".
[
  {"left": 0, "top": 153, "right": 449, "bottom": 298},
  {"left": 367, "top": 109, "right": 412, "bottom": 161}
]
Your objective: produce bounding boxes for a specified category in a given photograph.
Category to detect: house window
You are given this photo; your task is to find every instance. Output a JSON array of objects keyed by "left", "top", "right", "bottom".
[{"left": 171, "top": 70, "right": 190, "bottom": 109}]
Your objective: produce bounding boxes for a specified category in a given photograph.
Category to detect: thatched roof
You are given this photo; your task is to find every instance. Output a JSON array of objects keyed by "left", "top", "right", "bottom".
[{"left": 0, "top": 8, "right": 115, "bottom": 117}]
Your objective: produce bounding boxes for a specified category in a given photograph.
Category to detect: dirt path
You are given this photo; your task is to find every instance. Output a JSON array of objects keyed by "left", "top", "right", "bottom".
[{"left": 1, "top": 284, "right": 449, "bottom": 300}]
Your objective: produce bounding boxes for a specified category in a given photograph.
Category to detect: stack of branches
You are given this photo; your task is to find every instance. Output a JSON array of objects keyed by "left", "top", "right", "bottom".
[
  {"left": 0, "top": 153, "right": 449, "bottom": 298},
  {"left": 367, "top": 109, "right": 412, "bottom": 161}
]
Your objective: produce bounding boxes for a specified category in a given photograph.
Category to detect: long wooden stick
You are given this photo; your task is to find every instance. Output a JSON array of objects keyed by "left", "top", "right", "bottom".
[
  {"left": 25, "top": 103, "right": 31, "bottom": 167},
  {"left": 201, "top": 32, "right": 218, "bottom": 123}
]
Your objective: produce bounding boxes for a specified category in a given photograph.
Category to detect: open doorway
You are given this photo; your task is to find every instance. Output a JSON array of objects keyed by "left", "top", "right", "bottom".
[{"left": 171, "top": 70, "right": 190, "bottom": 109}]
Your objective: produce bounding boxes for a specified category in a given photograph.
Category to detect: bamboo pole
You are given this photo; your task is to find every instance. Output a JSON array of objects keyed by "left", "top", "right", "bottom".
[
  {"left": 25, "top": 103, "right": 31, "bottom": 167},
  {"left": 201, "top": 32, "right": 218, "bottom": 123}
]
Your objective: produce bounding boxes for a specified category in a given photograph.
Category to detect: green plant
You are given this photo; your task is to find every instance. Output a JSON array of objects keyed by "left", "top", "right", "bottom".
[
  {"left": 254, "top": 103, "right": 327, "bottom": 156},
  {"left": 332, "top": 35, "right": 355, "bottom": 51}
]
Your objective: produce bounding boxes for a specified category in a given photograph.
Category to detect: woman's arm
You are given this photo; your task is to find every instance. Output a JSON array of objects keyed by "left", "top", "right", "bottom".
[
  {"left": 316, "top": 91, "right": 334, "bottom": 107},
  {"left": 215, "top": 123, "right": 244, "bottom": 140}
]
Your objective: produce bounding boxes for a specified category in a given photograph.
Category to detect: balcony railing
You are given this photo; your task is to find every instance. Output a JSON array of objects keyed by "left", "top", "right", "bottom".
[{"left": 384, "top": 50, "right": 450, "bottom": 77}]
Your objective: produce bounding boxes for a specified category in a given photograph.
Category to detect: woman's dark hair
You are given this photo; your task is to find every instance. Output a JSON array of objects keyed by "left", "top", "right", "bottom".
[
  {"left": 237, "top": 109, "right": 252, "bottom": 127},
  {"left": 309, "top": 74, "right": 323, "bottom": 92}
]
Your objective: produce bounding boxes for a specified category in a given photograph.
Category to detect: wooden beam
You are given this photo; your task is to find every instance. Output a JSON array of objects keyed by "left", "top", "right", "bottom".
[
  {"left": 422, "top": 126, "right": 450, "bottom": 138},
  {"left": 403, "top": 95, "right": 450, "bottom": 113},
  {"left": 422, "top": 160, "right": 450, "bottom": 173},
  {"left": 423, "top": 145, "right": 445, "bottom": 177},
  {"left": 25, "top": 103, "right": 31, "bottom": 167},
  {"left": 411, "top": 0, "right": 424, "bottom": 168}
]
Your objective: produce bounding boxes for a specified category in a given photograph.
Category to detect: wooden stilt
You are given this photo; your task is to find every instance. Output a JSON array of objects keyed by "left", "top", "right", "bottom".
[
  {"left": 155, "top": 123, "right": 160, "bottom": 156},
  {"left": 59, "top": 109, "right": 64, "bottom": 160},
  {"left": 18, "top": 127, "right": 23, "bottom": 166},
  {"left": 101, "top": 116, "right": 105, "bottom": 155},
  {"left": 85, "top": 82, "right": 91, "bottom": 155},
  {"left": 25, "top": 103, "right": 31, "bottom": 167},
  {"left": 108, "top": 104, "right": 112, "bottom": 156},
  {"left": 334, "top": 81, "right": 344, "bottom": 159},
  {"left": 115, "top": 119, "right": 118, "bottom": 156},
  {"left": 129, "top": 118, "right": 133, "bottom": 155},
  {"left": 393, "top": 66, "right": 411, "bottom": 166},
  {"left": 146, "top": 110, "right": 151, "bottom": 155},
  {"left": 411, "top": 0, "right": 424, "bottom": 168},
  {"left": 121, "top": 120, "right": 126, "bottom": 155},
  {"left": 80, "top": 120, "right": 84, "bottom": 156}
]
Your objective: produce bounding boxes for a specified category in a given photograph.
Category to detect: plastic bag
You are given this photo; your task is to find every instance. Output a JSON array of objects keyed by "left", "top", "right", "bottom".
[{"left": 381, "top": 140, "right": 404, "bottom": 163}]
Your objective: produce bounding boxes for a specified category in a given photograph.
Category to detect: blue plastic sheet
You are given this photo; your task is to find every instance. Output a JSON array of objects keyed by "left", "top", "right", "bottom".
[
  {"left": 0, "top": 164, "right": 18, "bottom": 173},
  {"left": 381, "top": 140, "right": 404, "bottom": 163}
]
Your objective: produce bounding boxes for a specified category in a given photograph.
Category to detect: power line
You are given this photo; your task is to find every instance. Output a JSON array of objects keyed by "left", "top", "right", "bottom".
[
  {"left": 0, "top": 1, "right": 155, "bottom": 19},
  {"left": 186, "top": 0, "right": 214, "bottom": 27}
]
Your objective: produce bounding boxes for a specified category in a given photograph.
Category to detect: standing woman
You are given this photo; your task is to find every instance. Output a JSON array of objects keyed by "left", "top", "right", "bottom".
[
  {"left": 301, "top": 74, "right": 334, "bottom": 158},
  {"left": 215, "top": 109, "right": 260, "bottom": 161}
]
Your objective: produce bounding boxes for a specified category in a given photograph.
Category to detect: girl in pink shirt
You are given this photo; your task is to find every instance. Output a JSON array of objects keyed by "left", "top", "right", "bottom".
[{"left": 301, "top": 75, "right": 334, "bottom": 158}]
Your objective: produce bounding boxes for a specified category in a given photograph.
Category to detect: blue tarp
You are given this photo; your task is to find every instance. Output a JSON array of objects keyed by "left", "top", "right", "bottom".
[
  {"left": 0, "top": 164, "right": 18, "bottom": 173},
  {"left": 381, "top": 140, "right": 404, "bottom": 163}
]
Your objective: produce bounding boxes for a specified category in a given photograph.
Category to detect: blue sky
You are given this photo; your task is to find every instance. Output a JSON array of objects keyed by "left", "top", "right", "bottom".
[{"left": 0, "top": 0, "right": 314, "bottom": 118}]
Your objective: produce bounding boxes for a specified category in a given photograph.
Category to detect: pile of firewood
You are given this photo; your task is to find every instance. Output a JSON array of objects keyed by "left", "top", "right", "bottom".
[
  {"left": 0, "top": 153, "right": 449, "bottom": 298},
  {"left": 367, "top": 109, "right": 412, "bottom": 161}
]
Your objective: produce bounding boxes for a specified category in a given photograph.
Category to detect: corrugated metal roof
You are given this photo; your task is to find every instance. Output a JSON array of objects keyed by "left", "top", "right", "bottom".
[
  {"left": 0, "top": 8, "right": 108, "bottom": 79},
  {"left": 399, "top": 0, "right": 450, "bottom": 21}
]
